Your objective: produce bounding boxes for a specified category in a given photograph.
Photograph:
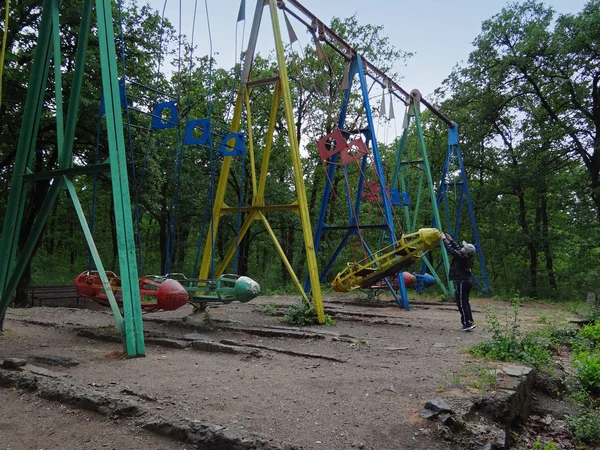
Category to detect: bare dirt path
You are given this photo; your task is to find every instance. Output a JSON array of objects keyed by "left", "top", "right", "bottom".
[{"left": 0, "top": 294, "right": 569, "bottom": 450}]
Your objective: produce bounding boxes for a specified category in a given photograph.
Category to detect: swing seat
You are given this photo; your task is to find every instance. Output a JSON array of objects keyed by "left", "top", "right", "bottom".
[
  {"left": 331, "top": 228, "right": 442, "bottom": 292},
  {"left": 167, "top": 273, "right": 261, "bottom": 305},
  {"left": 74, "top": 271, "right": 189, "bottom": 312}
]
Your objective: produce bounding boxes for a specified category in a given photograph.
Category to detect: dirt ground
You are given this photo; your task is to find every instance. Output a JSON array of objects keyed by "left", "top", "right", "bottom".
[{"left": 0, "top": 293, "right": 572, "bottom": 450}]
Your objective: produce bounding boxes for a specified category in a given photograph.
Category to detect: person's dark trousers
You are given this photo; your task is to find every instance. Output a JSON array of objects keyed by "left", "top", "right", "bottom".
[{"left": 454, "top": 280, "right": 473, "bottom": 327}]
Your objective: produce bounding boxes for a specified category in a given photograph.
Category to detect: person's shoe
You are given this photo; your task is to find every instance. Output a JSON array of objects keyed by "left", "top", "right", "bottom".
[{"left": 463, "top": 323, "right": 476, "bottom": 332}]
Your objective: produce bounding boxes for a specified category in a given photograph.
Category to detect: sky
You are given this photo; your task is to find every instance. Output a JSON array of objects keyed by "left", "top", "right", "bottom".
[{"left": 145, "top": 0, "right": 589, "bottom": 99}]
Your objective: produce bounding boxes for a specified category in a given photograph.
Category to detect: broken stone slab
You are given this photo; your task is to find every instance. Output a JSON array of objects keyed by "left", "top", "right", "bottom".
[
  {"left": 121, "top": 388, "right": 158, "bottom": 403},
  {"left": 0, "top": 368, "right": 142, "bottom": 417},
  {"left": 191, "top": 340, "right": 263, "bottom": 357},
  {"left": 32, "top": 355, "right": 80, "bottom": 367},
  {"left": 422, "top": 397, "right": 453, "bottom": 419},
  {"left": 24, "top": 364, "right": 69, "bottom": 379},
  {"left": 1, "top": 367, "right": 299, "bottom": 449},
  {"left": 468, "top": 365, "right": 536, "bottom": 425},
  {"left": 501, "top": 365, "right": 532, "bottom": 378},
  {"left": 181, "top": 333, "right": 211, "bottom": 341},
  {"left": 219, "top": 339, "right": 347, "bottom": 363},
  {"left": 144, "top": 338, "right": 191, "bottom": 349},
  {"left": 216, "top": 325, "right": 327, "bottom": 340},
  {"left": 141, "top": 415, "right": 300, "bottom": 450},
  {"left": 569, "top": 318, "right": 591, "bottom": 326},
  {"left": 439, "top": 413, "right": 466, "bottom": 430},
  {"left": 2, "top": 358, "right": 28, "bottom": 370},
  {"left": 77, "top": 328, "right": 122, "bottom": 343}
]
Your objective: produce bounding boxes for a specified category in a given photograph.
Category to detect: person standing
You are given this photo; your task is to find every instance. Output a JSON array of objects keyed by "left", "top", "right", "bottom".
[{"left": 442, "top": 233, "right": 477, "bottom": 331}]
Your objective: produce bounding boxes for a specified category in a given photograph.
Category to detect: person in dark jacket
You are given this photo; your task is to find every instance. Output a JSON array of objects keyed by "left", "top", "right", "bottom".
[{"left": 442, "top": 233, "right": 477, "bottom": 331}]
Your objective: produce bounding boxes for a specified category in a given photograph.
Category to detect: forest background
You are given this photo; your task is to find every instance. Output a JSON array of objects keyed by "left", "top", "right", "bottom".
[{"left": 0, "top": 0, "right": 598, "bottom": 307}]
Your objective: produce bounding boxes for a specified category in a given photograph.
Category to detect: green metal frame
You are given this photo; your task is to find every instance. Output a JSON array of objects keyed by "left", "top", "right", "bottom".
[
  {"left": 0, "top": 0, "right": 145, "bottom": 356},
  {"left": 390, "top": 95, "right": 453, "bottom": 296}
]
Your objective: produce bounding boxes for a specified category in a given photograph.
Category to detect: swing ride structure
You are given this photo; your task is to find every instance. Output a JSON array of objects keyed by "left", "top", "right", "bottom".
[
  {"left": 262, "top": 0, "right": 491, "bottom": 308},
  {"left": 0, "top": 0, "right": 491, "bottom": 357}
]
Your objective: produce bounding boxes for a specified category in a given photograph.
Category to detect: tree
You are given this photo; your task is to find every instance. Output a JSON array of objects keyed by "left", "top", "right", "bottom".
[{"left": 437, "top": 0, "right": 600, "bottom": 298}]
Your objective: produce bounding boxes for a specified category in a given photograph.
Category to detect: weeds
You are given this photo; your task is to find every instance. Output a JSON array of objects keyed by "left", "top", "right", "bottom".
[
  {"left": 578, "top": 322, "right": 600, "bottom": 347},
  {"left": 284, "top": 301, "right": 335, "bottom": 326},
  {"left": 261, "top": 284, "right": 298, "bottom": 296},
  {"left": 566, "top": 409, "right": 600, "bottom": 445},
  {"left": 573, "top": 351, "right": 600, "bottom": 394},
  {"left": 527, "top": 442, "right": 560, "bottom": 450},
  {"left": 469, "top": 300, "right": 551, "bottom": 369}
]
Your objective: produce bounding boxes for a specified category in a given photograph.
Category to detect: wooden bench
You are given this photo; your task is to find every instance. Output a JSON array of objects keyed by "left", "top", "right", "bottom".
[{"left": 29, "top": 285, "right": 82, "bottom": 307}]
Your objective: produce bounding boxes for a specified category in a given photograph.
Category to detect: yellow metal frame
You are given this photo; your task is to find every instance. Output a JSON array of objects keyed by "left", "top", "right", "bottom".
[{"left": 199, "top": 0, "right": 324, "bottom": 323}]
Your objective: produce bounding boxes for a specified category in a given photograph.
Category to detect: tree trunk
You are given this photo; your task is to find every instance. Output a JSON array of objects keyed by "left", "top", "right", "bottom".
[
  {"left": 158, "top": 183, "right": 169, "bottom": 274},
  {"left": 236, "top": 216, "right": 250, "bottom": 276},
  {"left": 175, "top": 223, "right": 190, "bottom": 272},
  {"left": 539, "top": 190, "right": 557, "bottom": 290},
  {"left": 516, "top": 185, "right": 537, "bottom": 296},
  {"left": 14, "top": 144, "right": 57, "bottom": 306},
  {"left": 590, "top": 160, "right": 600, "bottom": 229}
]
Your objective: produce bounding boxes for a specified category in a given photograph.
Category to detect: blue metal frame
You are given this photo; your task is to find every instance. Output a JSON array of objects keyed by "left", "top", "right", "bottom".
[
  {"left": 151, "top": 101, "right": 179, "bottom": 130},
  {"left": 431, "top": 123, "right": 491, "bottom": 294},
  {"left": 307, "top": 54, "right": 408, "bottom": 309},
  {"left": 183, "top": 118, "right": 211, "bottom": 146}
]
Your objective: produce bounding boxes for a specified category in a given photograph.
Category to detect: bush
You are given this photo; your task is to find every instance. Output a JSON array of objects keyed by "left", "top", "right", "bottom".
[
  {"left": 470, "top": 335, "right": 551, "bottom": 368},
  {"left": 579, "top": 322, "right": 600, "bottom": 347},
  {"left": 573, "top": 351, "right": 600, "bottom": 394},
  {"left": 566, "top": 410, "right": 600, "bottom": 445},
  {"left": 529, "top": 442, "right": 560, "bottom": 450},
  {"left": 469, "top": 302, "right": 551, "bottom": 369},
  {"left": 284, "top": 302, "right": 335, "bottom": 326}
]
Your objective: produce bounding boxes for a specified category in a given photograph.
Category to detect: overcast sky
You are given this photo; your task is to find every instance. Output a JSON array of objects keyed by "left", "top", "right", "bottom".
[{"left": 145, "top": 0, "right": 589, "bottom": 98}]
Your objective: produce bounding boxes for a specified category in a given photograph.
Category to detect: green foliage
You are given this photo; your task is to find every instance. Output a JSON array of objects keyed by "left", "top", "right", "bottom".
[
  {"left": 586, "top": 304, "right": 600, "bottom": 324},
  {"left": 579, "top": 322, "right": 600, "bottom": 347},
  {"left": 284, "top": 302, "right": 335, "bottom": 326},
  {"left": 527, "top": 442, "right": 560, "bottom": 450},
  {"left": 469, "top": 302, "right": 551, "bottom": 369},
  {"left": 566, "top": 410, "right": 600, "bottom": 445},
  {"left": 573, "top": 351, "right": 600, "bottom": 394},
  {"left": 438, "top": 0, "right": 600, "bottom": 301},
  {"left": 284, "top": 302, "right": 318, "bottom": 326}
]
